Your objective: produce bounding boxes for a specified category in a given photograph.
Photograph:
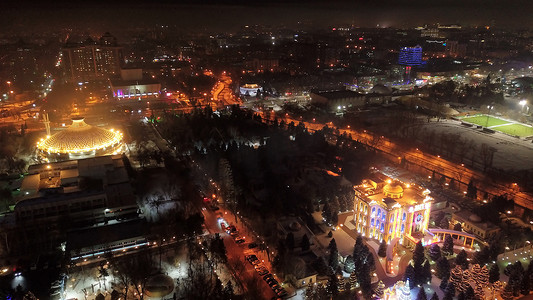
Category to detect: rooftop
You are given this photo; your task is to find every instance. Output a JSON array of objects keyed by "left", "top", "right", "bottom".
[{"left": 312, "top": 90, "right": 363, "bottom": 100}]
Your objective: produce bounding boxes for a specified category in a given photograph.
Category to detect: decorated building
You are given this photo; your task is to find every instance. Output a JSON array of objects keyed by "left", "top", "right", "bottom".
[
  {"left": 353, "top": 173, "right": 432, "bottom": 247},
  {"left": 36, "top": 117, "right": 123, "bottom": 160}
]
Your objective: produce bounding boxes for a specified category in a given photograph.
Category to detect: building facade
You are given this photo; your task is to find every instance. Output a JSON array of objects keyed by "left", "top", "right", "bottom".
[
  {"left": 353, "top": 174, "right": 432, "bottom": 246},
  {"left": 398, "top": 46, "right": 423, "bottom": 67},
  {"left": 62, "top": 32, "right": 123, "bottom": 82}
]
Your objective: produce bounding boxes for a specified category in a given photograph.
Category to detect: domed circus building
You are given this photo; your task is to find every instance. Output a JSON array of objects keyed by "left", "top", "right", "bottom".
[{"left": 36, "top": 117, "right": 123, "bottom": 160}]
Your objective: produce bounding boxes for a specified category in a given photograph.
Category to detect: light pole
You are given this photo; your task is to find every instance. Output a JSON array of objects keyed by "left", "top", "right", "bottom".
[
  {"left": 486, "top": 105, "right": 494, "bottom": 127},
  {"left": 519, "top": 99, "right": 529, "bottom": 114}
]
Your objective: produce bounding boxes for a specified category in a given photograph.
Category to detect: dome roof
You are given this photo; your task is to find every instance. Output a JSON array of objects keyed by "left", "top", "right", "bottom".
[
  {"left": 37, "top": 117, "right": 123, "bottom": 154},
  {"left": 384, "top": 182, "right": 404, "bottom": 195},
  {"left": 468, "top": 214, "right": 482, "bottom": 223}
]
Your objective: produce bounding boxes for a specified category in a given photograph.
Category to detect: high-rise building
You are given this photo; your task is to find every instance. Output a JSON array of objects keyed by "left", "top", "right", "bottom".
[
  {"left": 398, "top": 45, "right": 423, "bottom": 66},
  {"left": 62, "top": 32, "right": 123, "bottom": 82}
]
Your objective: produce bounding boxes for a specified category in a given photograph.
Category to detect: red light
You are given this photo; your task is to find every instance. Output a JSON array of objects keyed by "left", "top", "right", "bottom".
[
  {"left": 332, "top": 28, "right": 336, "bottom": 31},
  {"left": 359, "top": 37, "right": 364, "bottom": 40}
]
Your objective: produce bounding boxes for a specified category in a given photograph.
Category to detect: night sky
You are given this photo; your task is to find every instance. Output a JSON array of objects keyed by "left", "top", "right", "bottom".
[{"left": 1, "top": 0, "right": 533, "bottom": 32}]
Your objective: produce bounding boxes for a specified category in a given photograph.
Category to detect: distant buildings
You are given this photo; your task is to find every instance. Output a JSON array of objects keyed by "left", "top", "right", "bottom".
[
  {"left": 310, "top": 90, "right": 365, "bottom": 113},
  {"left": 62, "top": 32, "right": 123, "bottom": 82},
  {"left": 353, "top": 173, "right": 433, "bottom": 247},
  {"left": 398, "top": 45, "right": 423, "bottom": 67},
  {"left": 110, "top": 68, "right": 161, "bottom": 99}
]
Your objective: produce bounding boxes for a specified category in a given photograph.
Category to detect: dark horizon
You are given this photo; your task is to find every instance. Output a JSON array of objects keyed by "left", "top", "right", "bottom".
[{"left": 2, "top": 0, "right": 533, "bottom": 33}]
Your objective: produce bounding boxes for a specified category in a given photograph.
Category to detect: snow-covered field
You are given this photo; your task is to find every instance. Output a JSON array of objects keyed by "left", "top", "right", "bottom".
[{"left": 418, "top": 119, "right": 533, "bottom": 171}]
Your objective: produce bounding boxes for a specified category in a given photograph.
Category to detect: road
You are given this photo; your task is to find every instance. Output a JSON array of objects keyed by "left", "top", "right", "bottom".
[{"left": 200, "top": 205, "right": 277, "bottom": 299}]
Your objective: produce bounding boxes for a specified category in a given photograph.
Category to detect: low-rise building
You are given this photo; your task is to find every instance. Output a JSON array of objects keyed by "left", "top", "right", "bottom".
[
  {"left": 450, "top": 209, "right": 500, "bottom": 240},
  {"left": 310, "top": 90, "right": 365, "bottom": 113}
]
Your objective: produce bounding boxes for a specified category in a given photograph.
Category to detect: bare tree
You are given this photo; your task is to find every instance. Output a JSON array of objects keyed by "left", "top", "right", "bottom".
[{"left": 480, "top": 143, "right": 497, "bottom": 172}]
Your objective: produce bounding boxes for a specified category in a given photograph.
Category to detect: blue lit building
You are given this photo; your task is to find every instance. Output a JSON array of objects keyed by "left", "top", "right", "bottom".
[{"left": 398, "top": 46, "right": 423, "bottom": 66}]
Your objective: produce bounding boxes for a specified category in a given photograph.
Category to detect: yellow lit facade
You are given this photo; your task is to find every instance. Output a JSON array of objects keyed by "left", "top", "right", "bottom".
[
  {"left": 353, "top": 174, "right": 432, "bottom": 246},
  {"left": 36, "top": 117, "right": 123, "bottom": 157}
]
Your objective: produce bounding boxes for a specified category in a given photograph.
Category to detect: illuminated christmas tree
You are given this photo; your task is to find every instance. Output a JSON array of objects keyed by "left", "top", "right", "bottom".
[
  {"left": 474, "top": 284, "right": 485, "bottom": 300},
  {"left": 471, "top": 264, "right": 481, "bottom": 285},
  {"left": 350, "top": 271, "right": 358, "bottom": 289},
  {"left": 478, "top": 265, "right": 489, "bottom": 286},
  {"left": 462, "top": 269, "right": 472, "bottom": 292},
  {"left": 500, "top": 283, "right": 514, "bottom": 300},
  {"left": 450, "top": 265, "right": 464, "bottom": 292},
  {"left": 375, "top": 281, "right": 385, "bottom": 299}
]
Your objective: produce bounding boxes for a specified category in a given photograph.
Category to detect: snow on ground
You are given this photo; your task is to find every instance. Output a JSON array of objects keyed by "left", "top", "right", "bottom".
[{"left": 419, "top": 119, "right": 533, "bottom": 171}]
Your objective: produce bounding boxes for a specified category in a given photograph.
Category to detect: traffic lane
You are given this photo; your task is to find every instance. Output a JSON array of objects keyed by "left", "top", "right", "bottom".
[
  {"left": 202, "top": 208, "right": 275, "bottom": 298},
  {"left": 223, "top": 234, "right": 276, "bottom": 300}
]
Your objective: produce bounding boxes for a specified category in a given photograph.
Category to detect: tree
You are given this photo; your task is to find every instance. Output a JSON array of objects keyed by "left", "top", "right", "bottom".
[
  {"left": 349, "top": 271, "right": 358, "bottom": 289},
  {"left": 417, "top": 287, "right": 428, "bottom": 300},
  {"left": 328, "top": 247, "right": 339, "bottom": 270},
  {"left": 429, "top": 244, "right": 442, "bottom": 261},
  {"left": 436, "top": 257, "right": 451, "bottom": 279},
  {"left": 440, "top": 276, "right": 449, "bottom": 291},
  {"left": 521, "top": 270, "right": 531, "bottom": 296},
  {"left": 378, "top": 240, "right": 387, "bottom": 258},
  {"left": 442, "top": 235, "right": 454, "bottom": 255},
  {"left": 301, "top": 234, "right": 310, "bottom": 251},
  {"left": 450, "top": 265, "right": 464, "bottom": 293},
  {"left": 344, "top": 255, "right": 355, "bottom": 273},
  {"left": 404, "top": 264, "right": 415, "bottom": 282},
  {"left": 286, "top": 232, "right": 295, "bottom": 252},
  {"left": 472, "top": 246, "right": 490, "bottom": 266},
  {"left": 326, "top": 274, "right": 339, "bottom": 297},
  {"left": 413, "top": 241, "right": 426, "bottom": 267},
  {"left": 223, "top": 281, "right": 234, "bottom": 299},
  {"left": 455, "top": 250, "right": 469, "bottom": 270},
  {"left": 501, "top": 283, "right": 513, "bottom": 300},
  {"left": 489, "top": 264, "right": 500, "bottom": 283},
  {"left": 423, "top": 260, "right": 433, "bottom": 284},
  {"left": 466, "top": 179, "right": 477, "bottom": 199},
  {"left": 440, "top": 217, "right": 450, "bottom": 229},
  {"left": 374, "top": 281, "right": 385, "bottom": 298},
  {"left": 453, "top": 223, "right": 462, "bottom": 232},
  {"left": 443, "top": 282, "right": 455, "bottom": 300}
]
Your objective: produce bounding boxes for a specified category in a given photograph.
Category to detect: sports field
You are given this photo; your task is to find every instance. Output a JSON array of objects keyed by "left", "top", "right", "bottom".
[
  {"left": 492, "top": 124, "right": 533, "bottom": 137},
  {"left": 460, "top": 114, "right": 533, "bottom": 137},
  {"left": 461, "top": 115, "right": 509, "bottom": 127}
]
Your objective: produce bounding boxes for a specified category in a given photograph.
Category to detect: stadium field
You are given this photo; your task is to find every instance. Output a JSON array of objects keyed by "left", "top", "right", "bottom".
[
  {"left": 491, "top": 123, "right": 533, "bottom": 137},
  {"left": 461, "top": 115, "right": 510, "bottom": 127}
]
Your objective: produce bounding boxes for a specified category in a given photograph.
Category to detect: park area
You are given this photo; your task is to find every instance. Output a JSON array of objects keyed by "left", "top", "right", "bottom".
[{"left": 460, "top": 115, "right": 533, "bottom": 137}]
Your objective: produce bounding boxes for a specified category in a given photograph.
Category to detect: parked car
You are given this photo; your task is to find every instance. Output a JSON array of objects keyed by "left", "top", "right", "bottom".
[
  {"left": 263, "top": 274, "right": 274, "bottom": 280},
  {"left": 248, "top": 242, "right": 258, "bottom": 249},
  {"left": 235, "top": 238, "right": 245, "bottom": 244},
  {"left": 246, "top": 255, "right": 258, "bottom": 263}
]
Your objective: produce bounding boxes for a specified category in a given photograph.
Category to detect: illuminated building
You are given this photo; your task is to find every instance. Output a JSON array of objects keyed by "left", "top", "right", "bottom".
[
  {"left": 353, "top": 173, "right": 432, "bottom": 247},
  {"left": 62, "top": 32, "right": 123, "bottom": 82},
  {"left": 110, "top": 68, "right": 161, "bottom": 99},
  {"left": 398, "top": 45, "right": 423, "bottom": 66},
  {"left": 15, "top": 155, "right": 138, "bottom": 255},
  {"left": 239, "top": 83, "right": 263, "bottom": 97},
  {"left": 383, "top": 280, "right": 411, "bottom": 300},
  {"left": 36, "top": 117, "right": 123, "bottom": 159}
]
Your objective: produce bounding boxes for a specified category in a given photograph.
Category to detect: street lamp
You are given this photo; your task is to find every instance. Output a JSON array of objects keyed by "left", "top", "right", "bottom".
[{"left": 486, "top": 105, "right": 494, "bottom": 127}]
